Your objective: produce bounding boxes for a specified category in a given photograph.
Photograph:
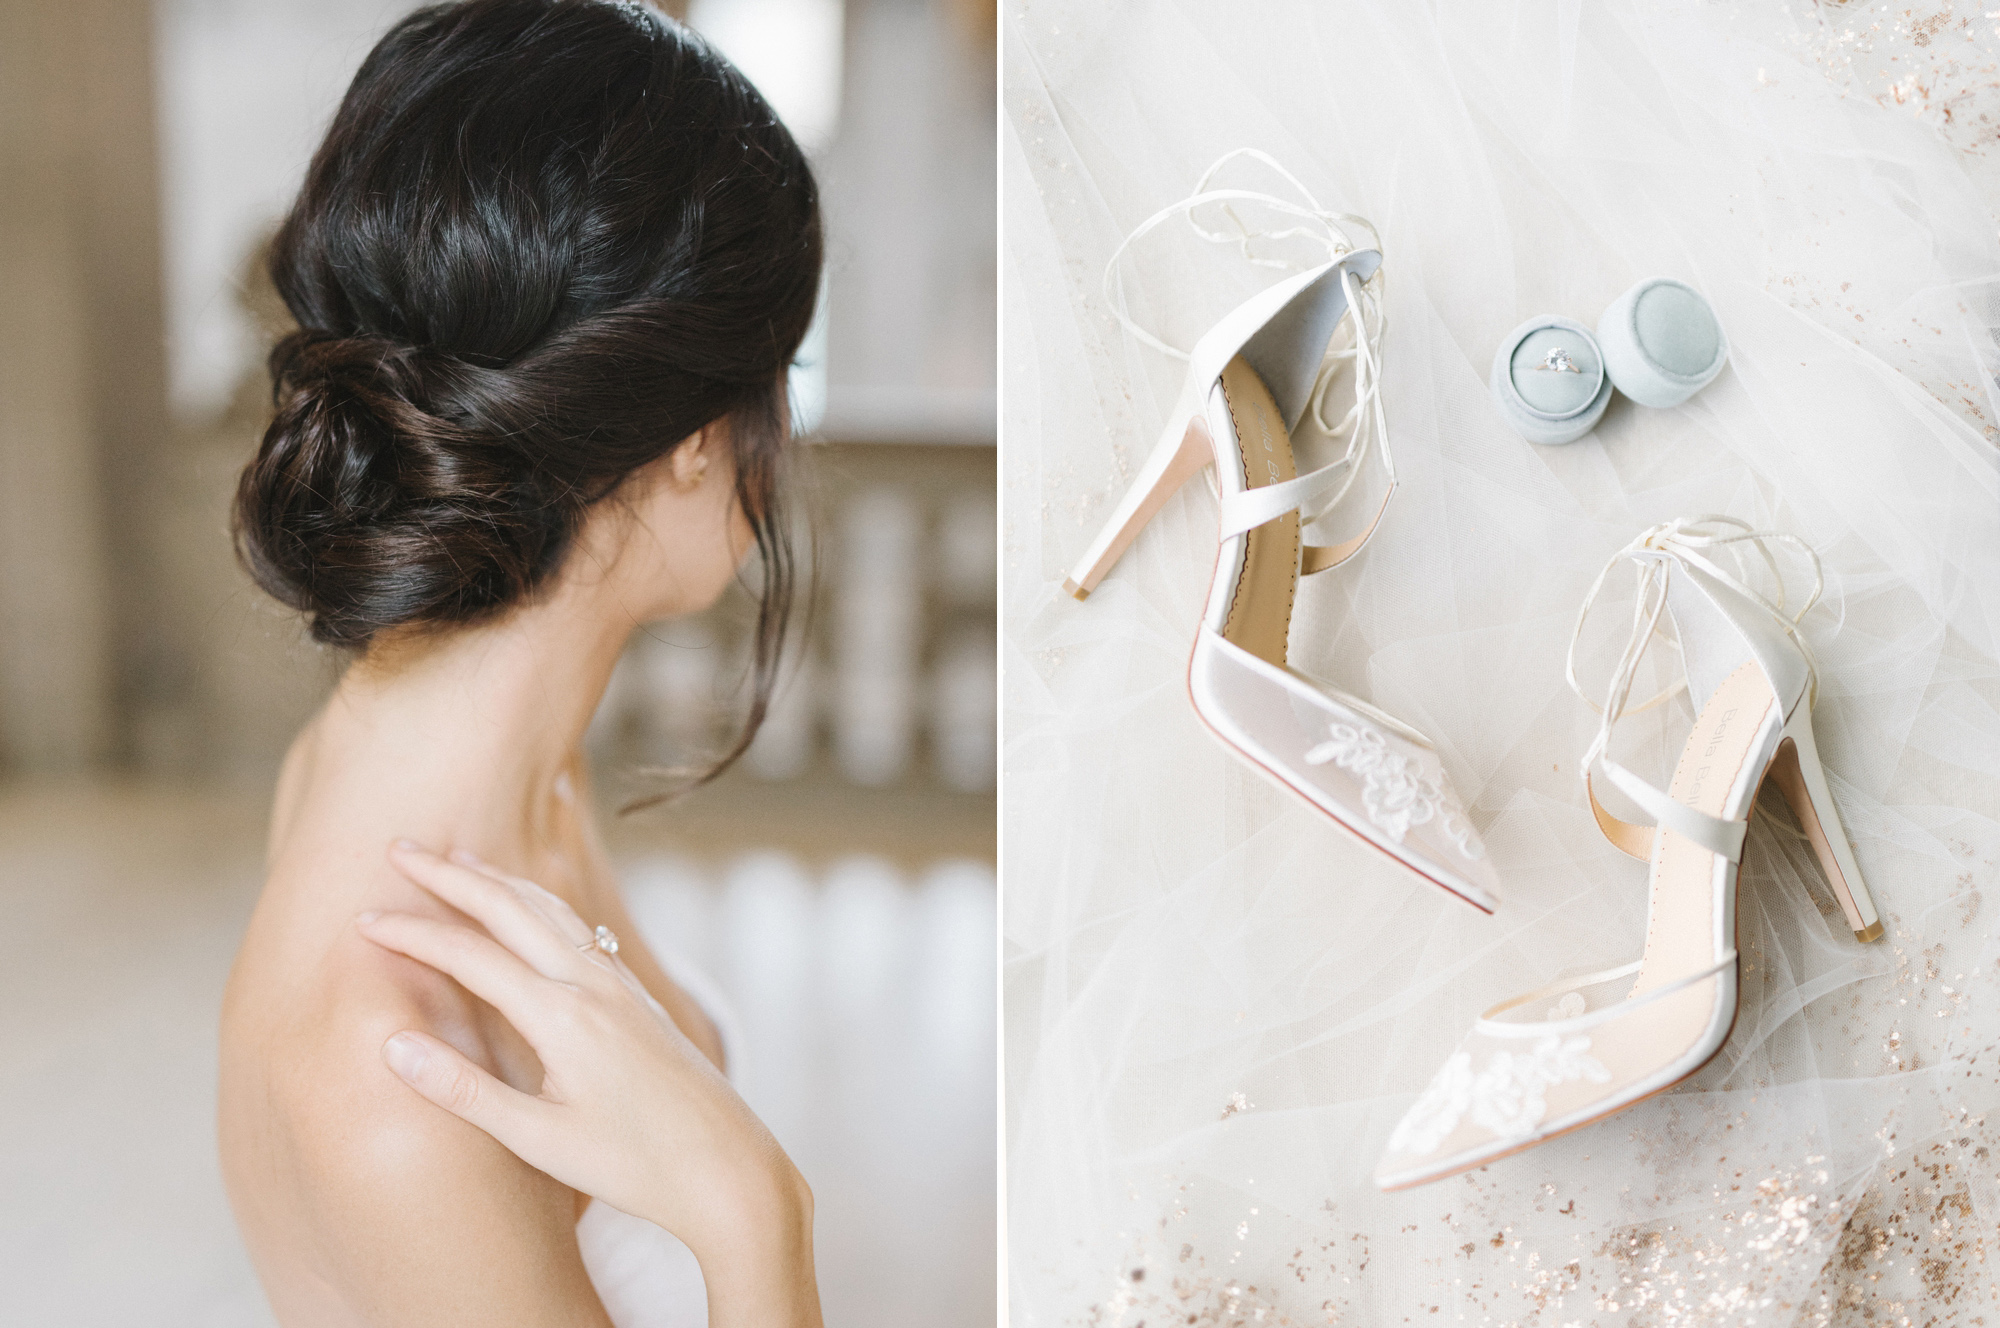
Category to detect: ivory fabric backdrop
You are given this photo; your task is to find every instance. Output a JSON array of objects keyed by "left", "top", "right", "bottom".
[{"left": 1002, "top": 2, "right": 2000, "bottom": 1322}]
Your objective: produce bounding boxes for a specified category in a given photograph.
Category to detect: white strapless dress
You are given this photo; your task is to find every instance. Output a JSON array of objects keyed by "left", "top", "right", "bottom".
[
  {"left": 574, "top": 953, "right": 742, "bottom": 1327},
  {"left": 577, "top": 1201, "right": 706, "bottom": 1326}
]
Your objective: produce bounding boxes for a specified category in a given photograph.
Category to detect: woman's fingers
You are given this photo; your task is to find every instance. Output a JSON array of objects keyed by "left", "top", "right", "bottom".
[
  {"left": 446, "top": 852, "right": 667, "bottom": 1025},
  {"left": 446, "top": 849, "right": 596, "bottom": 949},
  {"left": 379, "top": 1029, "right": 553, "bottom": 1153},
  {"left": 358, "top": 911, "right": 562, "bottom": 1039},
  {"left": 386, "top": 841, "right": 590, "bottom": 978},
  {"left": 445, "top": 850, "right": 657, "bottom": 994}
]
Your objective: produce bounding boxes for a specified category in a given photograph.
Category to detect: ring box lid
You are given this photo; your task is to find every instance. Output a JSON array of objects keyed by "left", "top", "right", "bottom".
[{"left": 1596, "top": 277, "right": 1726, "bottom": 408}]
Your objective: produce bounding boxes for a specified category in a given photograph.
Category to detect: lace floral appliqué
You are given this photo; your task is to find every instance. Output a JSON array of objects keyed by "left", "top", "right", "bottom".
[
  {"left": 1385, "top": 1051, "right": 1474, "bottom": 1156},
  {"left": 1387, "top": 1036, "right": 1612, "bottom": 1156},
  {"left": 1303, "top": 721, "right": 1485, "bottom": 859}
]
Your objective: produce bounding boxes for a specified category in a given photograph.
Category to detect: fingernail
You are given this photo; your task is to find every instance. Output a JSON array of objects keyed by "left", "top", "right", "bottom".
[
  {"left": 356, "top": 910, "right": 380, "bottom": 926},
  {"left": 449, "top": 848, "right": 484, "bottom": 867},
  {"left": 392, "top": 838, "right": 423, "bottom": 854},
  {"left": 384, "top": 1032, "right": 428, "bottom": 1082}
]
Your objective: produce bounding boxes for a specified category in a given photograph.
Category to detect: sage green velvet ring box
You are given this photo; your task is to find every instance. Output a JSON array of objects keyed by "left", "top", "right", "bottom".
[
  {"left": 1489, "top": 316, "right": 1612, "bottom": 446},
  {"left": 1594, "top": 276, "right": 1727, "bottom": 408}
]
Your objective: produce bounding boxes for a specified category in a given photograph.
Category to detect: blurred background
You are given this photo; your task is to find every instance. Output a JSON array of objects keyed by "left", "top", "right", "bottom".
[{"left": 0, "top": 0, "right": 995, "bottom": 1323}]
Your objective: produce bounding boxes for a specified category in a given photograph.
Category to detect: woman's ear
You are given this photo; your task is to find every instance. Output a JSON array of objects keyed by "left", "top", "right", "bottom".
[{"left": 667, "top": 429, "right": 713, "bottom": 492}]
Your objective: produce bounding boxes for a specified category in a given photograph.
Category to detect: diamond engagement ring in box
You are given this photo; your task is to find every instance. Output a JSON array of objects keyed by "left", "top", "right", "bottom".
[{"left": 1533, "top": 347, "right": 1583, "bottom": 373}]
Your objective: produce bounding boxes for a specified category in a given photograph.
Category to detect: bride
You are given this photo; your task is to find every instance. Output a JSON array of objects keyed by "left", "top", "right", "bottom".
[{"left": 216, "top": 1, "right": 823, "bottom": 1321}]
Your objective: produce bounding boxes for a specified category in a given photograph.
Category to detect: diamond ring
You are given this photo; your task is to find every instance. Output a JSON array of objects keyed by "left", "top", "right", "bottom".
[
  {"left": 1533, "top": 347, "right": 1583, "bottom": 374},
  {"left": 577, "top": 924, "right": 620, "bottom": 955}
]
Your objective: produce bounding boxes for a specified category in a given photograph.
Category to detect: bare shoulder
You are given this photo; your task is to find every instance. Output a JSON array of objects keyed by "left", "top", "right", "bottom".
[{"left": 223, "top": 856, "right": 608, "bottom": 1326}]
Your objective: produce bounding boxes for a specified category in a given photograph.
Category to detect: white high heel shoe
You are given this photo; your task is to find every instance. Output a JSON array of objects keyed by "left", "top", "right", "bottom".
[
  {"left": 1373, "top": 516, "right": 1883, "bottom": 1190},
  {"left": 1066, "top": 152, "right": 1501, "bottom": 912}
]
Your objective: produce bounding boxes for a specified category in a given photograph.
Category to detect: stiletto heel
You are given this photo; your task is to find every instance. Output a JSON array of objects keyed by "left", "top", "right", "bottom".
[
  {"left": 1063, "top": 396, "right": 1212, "bottom": 600},
  {"left": 1072, "top": 151, "right": 1501, "bottom": 912},
  {"left": 1770, "top": 708, "right": 1884, "bottom": 941},
  {"left": 1377, "top": 516, "right": 1879, "bottom": 1189}
]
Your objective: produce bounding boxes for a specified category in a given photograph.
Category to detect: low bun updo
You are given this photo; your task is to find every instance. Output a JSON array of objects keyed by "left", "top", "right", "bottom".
[{"left": 234, "top": 0, "right": 820, "bottom": 708}]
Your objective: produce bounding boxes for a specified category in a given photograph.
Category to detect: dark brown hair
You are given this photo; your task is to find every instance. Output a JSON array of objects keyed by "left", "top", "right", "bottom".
[{"left": 235, "top": 0, "right": 821, "bottom": 776}]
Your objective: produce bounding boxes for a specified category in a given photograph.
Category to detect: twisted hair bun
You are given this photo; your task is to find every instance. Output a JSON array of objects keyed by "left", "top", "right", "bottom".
[
  {"left": 235, "top": 0, "right": 820, "bottom": 650},
  {"left": 239, "top": 330, "right": 558, "bottom": 643}
]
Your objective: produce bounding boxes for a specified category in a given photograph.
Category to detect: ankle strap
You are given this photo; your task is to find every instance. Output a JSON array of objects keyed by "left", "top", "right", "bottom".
[
  {"left": 1218, "top": 456, "right": 1354, "bottom": 537},
  {"left": 1588, "top": 763, "right": 1747, "bottom": 863},
  {"left": 1102, "top": 148, "right": 1381, "bottom": 365},
  {"left": 1217, "top": 454, "right": 1396, "bottom": 574},
  {"left": 1107, "top": 153, "right": 1395, "bottom": 570},
  {"left": 1571, "top": 516, "right": 1824, "bottom": 862}
]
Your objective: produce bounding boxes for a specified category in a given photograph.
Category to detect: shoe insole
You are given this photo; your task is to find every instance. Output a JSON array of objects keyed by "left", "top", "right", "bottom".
[
  {"left": 1628, "top": 660, "right": 1775, "bottom": 1047},
  {"left": 1216, "top": 355, "right": 1300, "bottom": 668}
]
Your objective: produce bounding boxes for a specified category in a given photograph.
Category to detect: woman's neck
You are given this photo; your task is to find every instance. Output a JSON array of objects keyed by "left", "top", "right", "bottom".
[{"left": 298, "top": 576, "right": 637, "bottom": 866}]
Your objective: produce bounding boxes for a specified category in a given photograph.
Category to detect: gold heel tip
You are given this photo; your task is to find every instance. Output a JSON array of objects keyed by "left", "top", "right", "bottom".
[
  {"left": 1062, "top": 577, "right": 1090, "bottom": 602},
  {"left": 1856, "top": 921, "right": 1884, "bottom": 943}
]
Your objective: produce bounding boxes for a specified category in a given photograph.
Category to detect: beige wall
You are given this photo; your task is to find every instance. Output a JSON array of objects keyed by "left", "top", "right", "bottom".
[{"left": 0, "top": 0, "right": 174, "bottom": 773}]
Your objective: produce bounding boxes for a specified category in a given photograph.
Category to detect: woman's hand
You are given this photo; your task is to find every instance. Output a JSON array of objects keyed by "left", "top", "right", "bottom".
[{"left": 357, "top": 840, "right": 822, "bottom": 1328}]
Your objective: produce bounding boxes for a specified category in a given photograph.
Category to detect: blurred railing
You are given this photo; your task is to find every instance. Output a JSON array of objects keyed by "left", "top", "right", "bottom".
[{"left": 588, "top": 441, "right": 997, "bottom": 799}]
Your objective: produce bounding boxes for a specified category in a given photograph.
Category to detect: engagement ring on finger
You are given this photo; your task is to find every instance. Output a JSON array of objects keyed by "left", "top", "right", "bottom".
[
  {"left": 1534, "top": 346, "right": 1582, "bottom": 373},
  {"left": 578, "top": 925, "right": 619, "bottom": 955}
]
